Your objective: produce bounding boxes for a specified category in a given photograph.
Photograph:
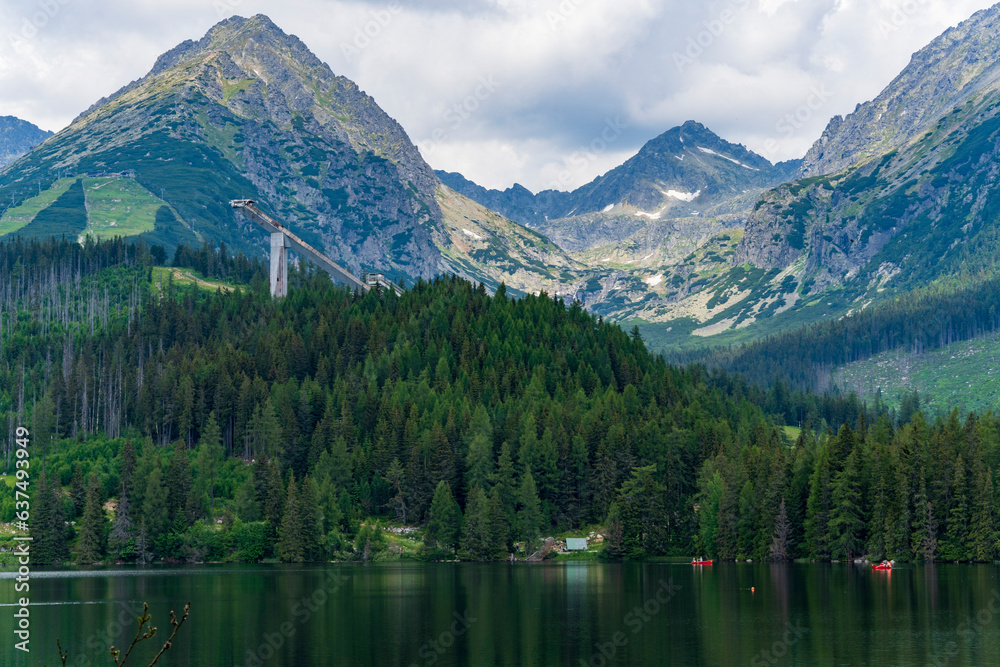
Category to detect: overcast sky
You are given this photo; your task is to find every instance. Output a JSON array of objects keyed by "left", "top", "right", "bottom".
[{"left": 0, "top": 0, "right": 995, "bottom": 192}]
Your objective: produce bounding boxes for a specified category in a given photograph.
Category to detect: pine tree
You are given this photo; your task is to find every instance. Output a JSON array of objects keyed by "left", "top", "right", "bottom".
[
  {"left": 299, "top": 476, "right": 322, "bottom": 561},
  {"left": 34, "top": 472, "right": 69, "bottom": 565},
  {"left": 603, "top": 502, "right": 626, "bottom": 560},
  {"left": 491, "top": 442, "right": 517, "bottom": 530},
  {"left": 969, "top": 465, "right": 996, "bottom": 562},
  {"left": 119, "top": 439, "right": 138, "bottom": 509},
  {"left": 805, "top": 446, "right": 832, "bottom": 559},
  {"left": 911, "top": 469, "right": 938, "bottom": 561},
  {"left": 769, "top": 498, "right": 791, "bottom": 562},
  {"left": 459, "top": 486, "right": 494, "bottom": 560},
  {"left": 75, "top": 474, "right": 107, "bottom": 563},
  {"left": 516, "top": 468, "right": 543, "bottom": 554},
  {"left": 465, "top": 405, "right": 494, "bottom": 493},
  {"left": 165, "top": 440, "right": 192, "bottom": 530},
  {"left": 941, "top": 456, "right": 970, "bottom": 561},
  {"left": 196, "top": 411, "right": 223, "bottom": 512},
  {"left": 142, "top": 462, "right": 170, "bottom": 554},
  {"left": 70, "top": 462, "right": 86, "bottom": 517},
  {"left": 385, "top": 457, "right": 408, "bottom": 523},
  {"left": 278, "top": 474, "right": 304, "bottom": 562},
  {"left": 425, "top": 481, "right": 462, "bottom": 553},
  {"left": 488, "top": 486, "right": 509, "bottom": 557},
  {"left": 829, "top": 450, "right": 864, "bottom": 561}
]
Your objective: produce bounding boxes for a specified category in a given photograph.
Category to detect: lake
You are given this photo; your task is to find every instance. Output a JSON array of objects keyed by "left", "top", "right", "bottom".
[{"left": 2, "top": 561, "right": 1000, "bottom": 666}]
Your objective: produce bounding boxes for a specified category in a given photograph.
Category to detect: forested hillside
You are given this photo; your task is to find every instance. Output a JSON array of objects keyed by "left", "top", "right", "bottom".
[
  {"left": 676, "top": 275, "right": 1000, "bottom": 397},
  {"left": 1, "top": 239, "right": 997, "bottom": 565}
]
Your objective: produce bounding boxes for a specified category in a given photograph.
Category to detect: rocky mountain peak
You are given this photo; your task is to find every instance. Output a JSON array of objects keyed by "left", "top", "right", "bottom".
[{"left": 801, "top": 3, "right": 1000, "bottom": 177}]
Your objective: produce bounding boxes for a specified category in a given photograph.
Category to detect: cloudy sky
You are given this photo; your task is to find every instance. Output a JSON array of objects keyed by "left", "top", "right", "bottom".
[{"left": 0, "top": 0, "right": 995, "bottom": 192}]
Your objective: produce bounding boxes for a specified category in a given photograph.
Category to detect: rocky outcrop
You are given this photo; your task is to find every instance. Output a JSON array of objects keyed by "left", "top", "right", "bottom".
[
  {"left": 0, "top": 116, "right": 51, "bottom": 168},
  {"left": 800, "top": 5, "right": 1000, "bottom": 177}
]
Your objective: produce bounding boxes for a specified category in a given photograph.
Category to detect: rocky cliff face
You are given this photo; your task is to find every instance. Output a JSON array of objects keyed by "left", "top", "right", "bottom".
[
  {"left": 800, "top": 5, "right": 1000, "bottom": 177},
  {"left": 0, "top": 116, "right": 51, "bottom": 167},
  {"left": 732, "top": 2, "right": 1000, "bottom": 309}
]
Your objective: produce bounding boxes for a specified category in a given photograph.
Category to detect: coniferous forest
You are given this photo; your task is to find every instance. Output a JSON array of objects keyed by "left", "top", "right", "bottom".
[{"left": 1, "top": 238, "right": 998, "bottom": 565}]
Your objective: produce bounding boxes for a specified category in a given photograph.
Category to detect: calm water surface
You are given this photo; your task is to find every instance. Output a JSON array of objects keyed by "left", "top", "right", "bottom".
[{"left": 2, "top": 561, "right": 999, "bottom": 666}]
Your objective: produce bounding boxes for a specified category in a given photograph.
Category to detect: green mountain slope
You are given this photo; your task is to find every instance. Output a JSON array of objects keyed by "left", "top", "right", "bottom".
[{"left": 0, "top": 15, "right": 576, "bottom": 295}]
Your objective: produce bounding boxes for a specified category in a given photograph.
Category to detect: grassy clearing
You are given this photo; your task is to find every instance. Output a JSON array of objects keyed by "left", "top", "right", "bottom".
[
  {"left": 152, "top": 267, "right": 240, "bottom": 294},
  {"left": 783, "top": 425, "right": 802, "bottom": 442},
  {"left": 82, "top": 177, "right": 164, "bottom": 240},
  {"left": 0, "top": 177, "right": 75, "bottom": 237},
  {"left": 831, "top": 330, "right": 1000, "bottom": 414}
]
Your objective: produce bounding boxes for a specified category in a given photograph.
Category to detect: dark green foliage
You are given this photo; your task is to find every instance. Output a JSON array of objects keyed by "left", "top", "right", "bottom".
[
  {"left": 3, "top": 238, "right": 999, "bottom": 565},
  {"left": 75, "top": 474, "right": 107, "bottom": 563},
  {"left": 33, "top": 473, "right": 70, "bottom": 565},
  {"left": 16, "top": 179, "right": 88, "bottom": 239},
  {"left": 425, "top": 481, "right": 462, "bottom": 553}
]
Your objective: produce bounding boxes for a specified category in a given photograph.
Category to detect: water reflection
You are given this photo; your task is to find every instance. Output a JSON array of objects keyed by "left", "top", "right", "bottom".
[{"left": 1, "top": 562, "right": 998, "bottom": 666}]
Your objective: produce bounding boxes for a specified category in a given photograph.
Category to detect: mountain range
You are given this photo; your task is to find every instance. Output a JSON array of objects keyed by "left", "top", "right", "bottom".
[
  {"left": 0, "top": 116, "right": 51, "bottom": 167},
  {"left": 3, "top": 7, "right": 1000, "bottom": 355}
]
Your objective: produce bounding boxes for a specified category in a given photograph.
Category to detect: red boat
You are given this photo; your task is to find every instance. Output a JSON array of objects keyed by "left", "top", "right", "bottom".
[
  {"left": 872, "top": 561, "right": 892, "bottom": 571},
  {"left": 692, "top": 559, "right": 713, "bottom": 565}
]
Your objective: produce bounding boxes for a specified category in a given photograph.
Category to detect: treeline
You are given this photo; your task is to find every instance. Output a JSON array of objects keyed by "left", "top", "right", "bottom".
[
  {"left": 677, "top": 274, "right": 1000, "bottom": 393},
  {"left": 696, "top": 411, "right": 1000, "bottom": 563},
  {"left": 169, "top": 241, "right": 268, "bottom": 285},
  {"left": 3, "top": 237, "right": 789, "bottom": 563},
  {"left": 2, "top": 238, "right": 997, "bottom": 564}
]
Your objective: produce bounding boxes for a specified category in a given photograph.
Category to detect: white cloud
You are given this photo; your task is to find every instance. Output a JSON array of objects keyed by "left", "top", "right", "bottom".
[{"left": 0, "top": 0, "right": 994, "bottom": 191}]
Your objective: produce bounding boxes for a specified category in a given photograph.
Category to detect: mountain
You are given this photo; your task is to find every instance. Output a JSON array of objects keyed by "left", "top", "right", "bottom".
[
  {"left": 622, "top": 4, "right": 1000, "bottom": 346},
  {"left": 800, "top": 6, "right": 1000, "bottom": 178},
  {"left": 0, "top": 116, "right": 51, "bottom": 167},
  {"left": 441, "top": 121, "right": 800, "bottom": 252},
  {"left": 733, "top": 3, "right": 1000, "bottom": 299},
  {"left": 0, "top": 15, "right": 576, "bottom": 296}
]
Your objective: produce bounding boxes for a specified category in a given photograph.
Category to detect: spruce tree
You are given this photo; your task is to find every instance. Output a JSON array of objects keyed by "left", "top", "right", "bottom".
[
  {"left": 459, "top": 486, "right": 494, "bottom": 560},
  {"left": 805, "top": 446, "right": 832, "bottom": 559},
  {"left": 299, "top": 476, "right": 322, "bottom": 561},
  {"left": 769, "top": 498, "right": 791, "bottom": 562},
  {"left": 491, "top": 442, "right": 517, "bottom": 529},
  {"left": 70, "top": 462, "right": 86, "bottom": 517},
  {"left": 75, "top": 474, "right": 107, "bottom": 563},
  {"left": 516, "top": 469, "right": 543, "bottom": 554},
  {"left": 465, "top": 405, "right": 494, "bottom": 493},
  {"left": 142, "top": 462, "right": 170, "bottom": 554},
  {"left": 278, "top": 474, "right": 304, "bottom": 562},
  {"left": 969, "top": 465, "right": 996, "bottom": 562},
  {"left": 165, "top": 440, "right": 192, "bottom": 530},
  {"left": 829, "top": 450, "right": 864, "bottom": 561},
  {"left": 425, "top": 481, "right": 462, "bottom": 553},
  {"left": 911, "top": 469, "right": 938, "bottom": 561},
  {"left": 941, "top": 456, "right": 970, "bottom": 561},
  {"left": 196, "top": 411, "right": 223, "bottom": 512},
  {"left": 488, "top": 486, "right": 509, "bottom": 557},
  {"left": 34, "top": 472, "right": 69, "bottom": 565}
]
